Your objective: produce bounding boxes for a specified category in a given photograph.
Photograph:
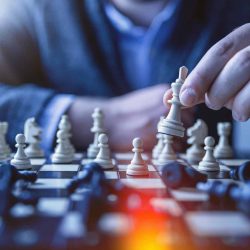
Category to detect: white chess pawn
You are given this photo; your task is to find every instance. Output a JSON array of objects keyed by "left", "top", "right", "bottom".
[
  {"left": 214, "top": 122, "right": 233, "bottom": 159},
  {"left": 11, "top": 134, "right": 32, "bottom": 170},
  {"left": 157, "top": 135, "right": 177, "bottom": 166},
  {"left": 87, "top": 108, "right": 105, "bottom": 159},
  {"left": 127, "top": 137, "right": 148, "bottom": 176},
  {"left": 51, "top": 130, "right": 74, "bottom": 164},
  {"left": 94, "top": 134, "right": 114, "bottom": 169},
  {"left": 158, "top": 66, "right": 188, "bottom": 138},
  {"left": 198, "top": 136, "right": 220, "bottom": 172}
]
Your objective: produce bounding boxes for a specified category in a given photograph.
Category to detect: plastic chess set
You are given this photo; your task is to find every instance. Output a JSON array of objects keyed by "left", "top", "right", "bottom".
[{"left": 0, "top": 67, "right": 250, "bottom": 250}]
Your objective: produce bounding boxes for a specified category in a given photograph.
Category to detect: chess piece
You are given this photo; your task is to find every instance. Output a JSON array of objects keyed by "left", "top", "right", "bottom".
[
  {"left": 230, "top": 161, "right": 250, "bottom": 182},
  {"left": 161, "top": 162, "right": 207, "bottom": 189},
  {"left": 186, "top": 119, "right": 208, "bottom": 164},
  {"left": 51, "top": 130, "right": 74, "bottom": 163},
  {"left": 152, "top": 116, "right": 165, "bottom": 159},
  {"left": 11, "top": 134, "right": 32, "bottom": 170},
  {"left": 198, "top": 136, "right": 220, "bottom": 172},
  {"left": 58, "top": 115, "right": 75, "bottom": 154},
  {"left": 94, "top": 134, "right": 114, "bottom": 169},
  {"left": 214, "top": 122, "right": 233, "bottom": 159},
  {"left": 24, "top": 117, "right": 44, "bottom": 158},
  {"left": 0, "top": 122, "right": 11, "bottom": 158},
  {"left": 152, "top": 133, "right": 164, "bottom": 159},
  {"left": 127, "top": 138, "right": 148, "bottom": 176},
  {"left": 157, "top": 135, "right": 177, "bottom": 166},
  {"left": 87, "top": 108, "right": 106, "bottom": 159},
  {"left": 158, "top": 66, "right": 188, "bottom": 137}
]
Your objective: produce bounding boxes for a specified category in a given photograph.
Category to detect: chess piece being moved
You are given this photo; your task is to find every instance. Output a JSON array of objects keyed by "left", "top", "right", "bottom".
[
  {"left": 214, "top": 122, "right": 233, "bottom": 159},
  {"left": 158, "top": 66, "right": 188, "bottom": 137},
  {"left": 127, "top": 138, "right": 148, "bottom": 176},
  {"left": 152, "top": 133, "right": 164, "bottom": 159},
  {"left": 186, "top": 119, "right": 208, "bottom": 164},
  {"left": 87, "top": 108, "right": 105, "bottom": 159},
  {"left": 0, "top": 122, "right": 11, "bottom": 158},
  {"left": 152, "top": 116, "right": 165, "bottom": 159},
  {"left": 58, "top": 115, "right": 75, "bottom": 155},
  {"left": 51, "top": 130, "right": 74, "bottom": 163},
  {"left": 94, "top": 134, "right": 114, "bottom": 169},
  {"left": 11, "top": 134, "right": 32, "bottom": 170},
  {"left": 198, "top": 136, "right": 220, "bottom": 172},
  {"left": 157, "top": 135, "right": 177, "bottom": 166},
  {"left": 24, "top": 118, "right": 44, "bottom": 158}
]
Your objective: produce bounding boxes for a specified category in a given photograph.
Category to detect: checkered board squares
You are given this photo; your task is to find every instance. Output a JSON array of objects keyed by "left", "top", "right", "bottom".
[
  {"left": 28, "top": 178, "right": 71, "bottom": 189},
  {"left": 104, "top": 171, "right": 119, "bottom": 179},
  {"left": 30, "top": 158, "right": 46, "bottom": 166},
  {"left": 40, "top": 164, "right": 79, "bottom": 172},
  {"left": 120, "top": 178, "right": 165, "bottom": 189},
  {"left": 117, "top": 164, "right": 155, "bottom": 171},
  {"left": 150, "top": 198, "right": 183, "bottom": 216},
  {"left": 186, "top": 211, "right": 250, "bottom": 237},
  {"left": 37, "top": 198, "right": 69, "bottom": 216},
  {"left": 170, "top": 188, "right": 209, "bottom": 202}
]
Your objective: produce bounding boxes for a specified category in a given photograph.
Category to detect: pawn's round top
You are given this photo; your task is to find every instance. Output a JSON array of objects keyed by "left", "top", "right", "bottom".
[
  {"left": 16, "top": 134, "right": 26, "bottom": 144},
  {"left": 204, "top": 136, "right": 215, "bottom": 147},
  {"left": 98, "top": 133, "right": 108, "bottom": 144},
  {"left": 133, "top": 137, "right": 143, "bottom": 148}
]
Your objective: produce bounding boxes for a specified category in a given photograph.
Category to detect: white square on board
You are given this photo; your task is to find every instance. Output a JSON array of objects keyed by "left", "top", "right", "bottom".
[
  {"left": 30, "top": 158, "right": 46, "bottom": 166},
  {"left": 104, "top": 171, "right": 118, "bottom": 179},
  {"left": 121, "top": 178, "right": 165, "bottom": 189},
  {"left": 40, "top": 164, "right": 79, "bottom": 172},
  {"left": 38, "top": 198, "right": 69, "bottom": 216},
  {"left": 118, "top": 164, "right": 155, "bottom": 171},
  {"left": 186, "top": 211, "right": 250, "bottom": 236},
  {"left": 29, "top": 178, "right": 71, "bottom": 189}
]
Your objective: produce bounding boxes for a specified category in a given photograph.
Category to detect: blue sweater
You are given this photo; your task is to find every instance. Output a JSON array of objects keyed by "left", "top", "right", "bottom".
[{"left": 0, "top": 0, "right": 249, "bottom": 149}]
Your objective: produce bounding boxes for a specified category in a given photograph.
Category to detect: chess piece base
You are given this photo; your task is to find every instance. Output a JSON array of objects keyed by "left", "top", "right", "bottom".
[
  {"left": 51, "top": 153, "right": 74, "bottom": 164},
  {"left": 126, "top": 163, "right": 148, "bottom": 176},
  {"left": 11, "top": 158, "right": 32, "bottom": 170},
  {"left": 158, "top": 119, "right": 185, "bottom": 137},
  {"left": 198, "top": 161, "right": 220, "bottom": 172},
  {"left": 214, "top": 147, "right": 233, "bottom": 159}
]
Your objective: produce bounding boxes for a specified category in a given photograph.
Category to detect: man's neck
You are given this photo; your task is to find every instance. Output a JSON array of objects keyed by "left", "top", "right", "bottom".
[{"left": 110, "top": 0, "right": 169, "bottom": 27}]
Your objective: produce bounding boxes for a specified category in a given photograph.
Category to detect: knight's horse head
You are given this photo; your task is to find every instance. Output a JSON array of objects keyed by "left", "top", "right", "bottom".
[
  {"left": 24, "top": 118, "right": 42, "bottom": 143},
  {"left": 187, "top": 119, "right": 208, "bottom": 144}
]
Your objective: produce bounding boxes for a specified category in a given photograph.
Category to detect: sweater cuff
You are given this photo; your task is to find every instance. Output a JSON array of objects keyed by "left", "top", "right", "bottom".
[{"left": 38, "top": 94, "right": 75, "bottom": 153}]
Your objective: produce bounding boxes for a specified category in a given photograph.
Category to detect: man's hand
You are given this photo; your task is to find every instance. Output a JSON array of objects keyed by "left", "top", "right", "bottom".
[
  {"left": 68, "top": 84, "right": 168, "bottom": 152},
  {"left": 164, "top": 23, "right": 250, "bottom": 121}
]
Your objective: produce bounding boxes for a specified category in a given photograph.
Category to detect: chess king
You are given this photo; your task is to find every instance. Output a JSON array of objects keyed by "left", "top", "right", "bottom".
[{"left": 158, "top": 66, "right": 188, "bottom": 138}]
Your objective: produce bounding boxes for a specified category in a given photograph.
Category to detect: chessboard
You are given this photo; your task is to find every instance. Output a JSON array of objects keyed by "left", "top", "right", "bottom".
[{"left": 1, "top": 152, "right": 250, "bottom": 250}]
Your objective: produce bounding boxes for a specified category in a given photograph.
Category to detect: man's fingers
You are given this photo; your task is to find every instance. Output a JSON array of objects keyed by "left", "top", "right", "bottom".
[
  {"left": 180, "top": 23, "right": 250, "bottom": 107},
  {"left": 232, "top": 81, "right": 250, "bottom": 121},
  {"left": 205, "top": 45, "right": 250, "bottom": 109},
  {"left": 163, "top": 88, "right": 172, "bottom": 108}
]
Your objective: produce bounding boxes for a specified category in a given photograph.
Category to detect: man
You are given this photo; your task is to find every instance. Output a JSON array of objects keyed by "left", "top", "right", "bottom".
[{"left": 0, "top": 0, "right": 249, "bottom": 153}]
